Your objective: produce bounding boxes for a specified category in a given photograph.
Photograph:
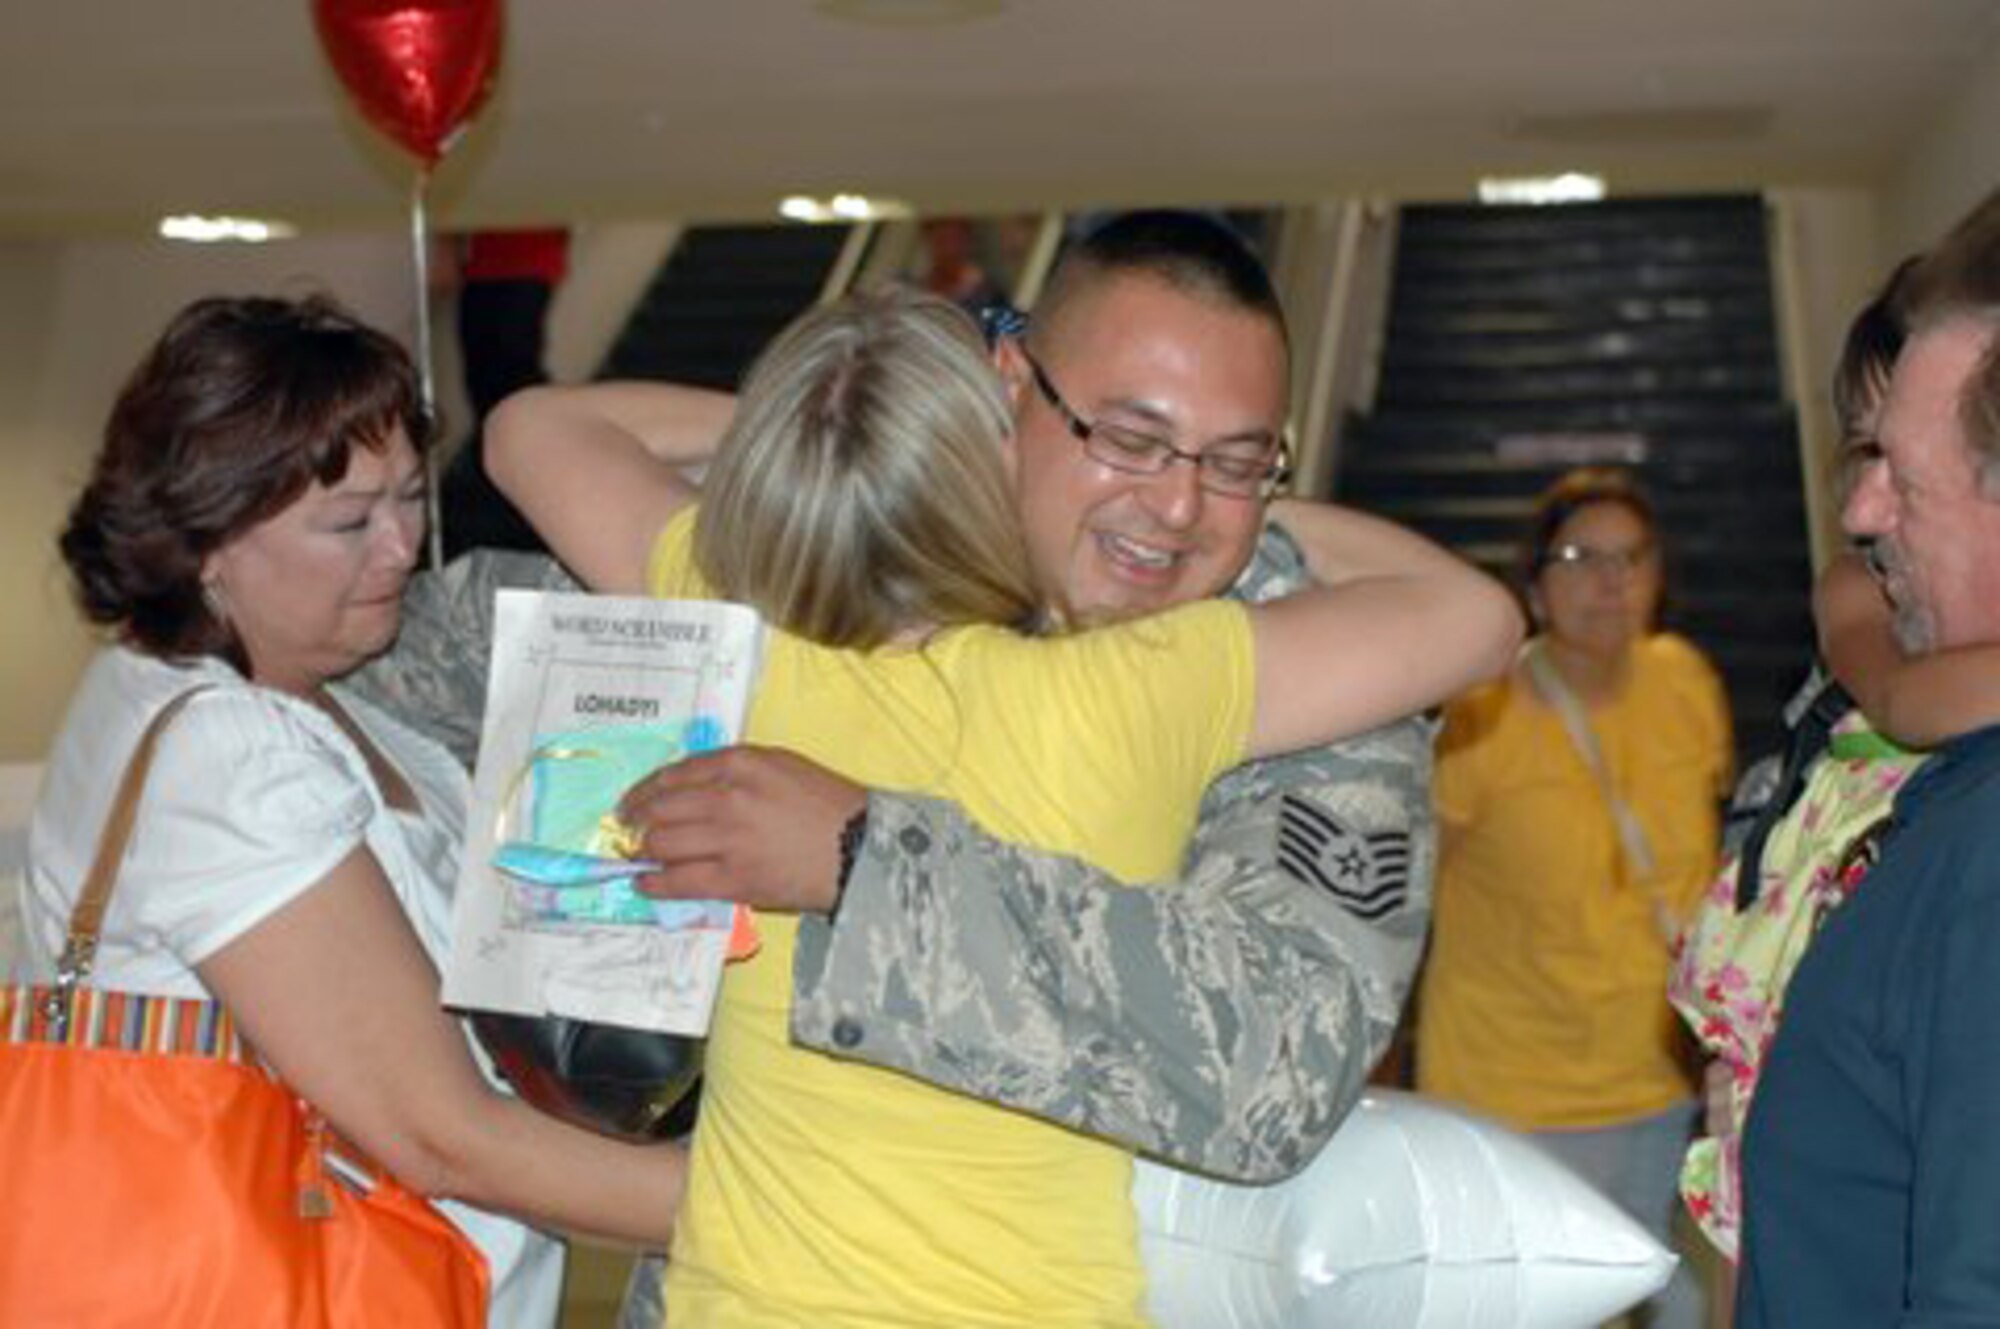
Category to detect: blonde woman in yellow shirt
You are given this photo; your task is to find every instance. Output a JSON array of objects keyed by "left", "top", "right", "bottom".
[{"left": 1419, "top": 466, "right": 1732, "bottom": 1329}]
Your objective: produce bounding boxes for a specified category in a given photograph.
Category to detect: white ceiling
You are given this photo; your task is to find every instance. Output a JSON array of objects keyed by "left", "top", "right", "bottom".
[{"left": 3, "top": 0, "right": 1998, "bottom": 239}]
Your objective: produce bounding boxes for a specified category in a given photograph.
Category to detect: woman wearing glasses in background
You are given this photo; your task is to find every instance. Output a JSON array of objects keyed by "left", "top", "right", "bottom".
[{"left": 1415, "top": 466, "right": 1731, "bottom": 1329}]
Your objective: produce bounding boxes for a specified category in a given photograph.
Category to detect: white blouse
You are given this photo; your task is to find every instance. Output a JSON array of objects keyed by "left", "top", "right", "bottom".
[{"left": 22, "top": 646, "right": 563, "bottom": 1329}]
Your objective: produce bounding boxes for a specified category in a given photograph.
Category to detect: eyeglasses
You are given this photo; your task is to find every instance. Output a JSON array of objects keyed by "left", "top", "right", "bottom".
[
  {"left": 1542, "top": 541, "right": 1657, "bottom": 576},
  {"left": 1019, "top": 346, "right": 1290, "bottom": 499}
]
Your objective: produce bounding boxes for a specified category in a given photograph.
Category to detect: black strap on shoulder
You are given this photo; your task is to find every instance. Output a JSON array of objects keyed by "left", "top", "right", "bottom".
[{"left": 1734, "top": 670, "right": 1855, "bottom": 910}]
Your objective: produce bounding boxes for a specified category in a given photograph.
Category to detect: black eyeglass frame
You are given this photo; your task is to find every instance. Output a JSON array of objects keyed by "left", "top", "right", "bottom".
[{"left": 1017, "top": 345, "right": 1292, "bottom": 499}]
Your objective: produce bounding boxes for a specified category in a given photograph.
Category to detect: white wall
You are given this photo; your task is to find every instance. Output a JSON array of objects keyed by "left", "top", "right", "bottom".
[
  {"left": 1767, "top": 187, "right": 1884, "bottom": 569},
  {"left": 0, "top": 230, "right": 419, "bottom": 760},
  {"left": 0, "top": 240, "right": 80, "bottom": 764},
  {"left": 1771, "top": 25, "right": 2000, "bottom": 571},
  {"left": 1885, "top": 35, "right": 2000, "bottom": 257}
]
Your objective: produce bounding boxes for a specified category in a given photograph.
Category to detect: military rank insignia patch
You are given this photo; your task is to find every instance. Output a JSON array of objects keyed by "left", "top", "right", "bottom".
[{"left": 1277, "top": 793, "right": 1411, "bottom": 919}]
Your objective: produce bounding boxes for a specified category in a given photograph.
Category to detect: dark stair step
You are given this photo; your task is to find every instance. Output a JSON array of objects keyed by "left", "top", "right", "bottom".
[
  {"left": 1384, "top": 321, "right": 1780, "bottom": 372},
  {"left": 1387, "top": 291, "right": 1778, "bottom": 339},
  {"left": 1389, "top": 261, "right": 1774, "bottom": 311},
  {"left": 1677, "top": 594, "right": 1816, "bottom": 651},
  {"left": 1336, "top": 444, "right": 1808, "bottom": 500},
  {"left": 1350, "top": 397, "right": 1797, "bottom": 438},
  {"left": 1393, "top": 229, "right": 1770, "bottom": 281},
  {"left": 1395, "top": 195, "right": 1768, "bottom": 247},
  {"left": 1376, "top": 504, "right": 1816, "bottom": 560},
  {"left": 1376, "top": 361, "right": 1783, "bottom": 410}
]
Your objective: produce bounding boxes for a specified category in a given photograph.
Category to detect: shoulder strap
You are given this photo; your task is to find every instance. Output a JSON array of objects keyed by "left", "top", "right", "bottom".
[
  {"left": 1523, "top": 641, "right": 1657, "bottom": 878},
  {"left": 57, "top": 686, "right": 216, "bottom": 977},
  {"left": 1733, "top": 670, "right": 1854, "bottom": 910},
  {"left": 1523, "top": 642, "right": 1687, "bottom": 945}
]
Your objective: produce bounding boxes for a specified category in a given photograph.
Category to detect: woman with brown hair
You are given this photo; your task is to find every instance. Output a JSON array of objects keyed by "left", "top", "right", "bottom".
[{"left": 22, "top": 294, "right": 687, "bottom": 1327}]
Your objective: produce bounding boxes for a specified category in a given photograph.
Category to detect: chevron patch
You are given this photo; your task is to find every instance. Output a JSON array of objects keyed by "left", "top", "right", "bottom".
[{"left": 1277, "top": 794, "right": 1412, "bottom": 920}]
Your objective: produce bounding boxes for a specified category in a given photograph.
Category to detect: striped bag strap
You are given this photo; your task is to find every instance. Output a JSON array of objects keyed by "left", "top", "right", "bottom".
[{"left": 1, "top": 983, "right": 248, "bottom": 1061}]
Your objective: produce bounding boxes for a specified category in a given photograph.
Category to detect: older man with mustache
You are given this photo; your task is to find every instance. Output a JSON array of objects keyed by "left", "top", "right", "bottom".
[{"left": 1736, "top": 189, "right": 2000, "bottom": 1328}]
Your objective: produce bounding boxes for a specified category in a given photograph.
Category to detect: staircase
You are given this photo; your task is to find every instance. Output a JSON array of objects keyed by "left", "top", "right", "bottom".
[
  {"left": 440, "top": 222, "right": 852, "bottom": 558},
  {"left": 1338, "top": 195, "right": 1813, "bottom": 765},
  {"left": 598, "top": 222, "right": 854, "bottom": 388}
]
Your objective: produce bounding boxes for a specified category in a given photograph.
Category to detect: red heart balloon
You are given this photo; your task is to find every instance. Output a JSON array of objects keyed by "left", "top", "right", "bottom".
[{"left": 313, "top": 0, "right": 502, "bottom": 167}]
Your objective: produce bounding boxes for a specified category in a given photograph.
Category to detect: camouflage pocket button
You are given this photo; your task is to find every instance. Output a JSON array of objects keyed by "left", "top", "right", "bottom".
[{"left": 832, "top": 1017, "right": 865, "bottom": 1049}]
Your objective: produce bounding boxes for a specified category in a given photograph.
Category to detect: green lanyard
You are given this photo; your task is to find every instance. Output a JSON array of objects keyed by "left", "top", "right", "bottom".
[{"left": 1826, "top": 727, "right": 1914, "bottom": 763}]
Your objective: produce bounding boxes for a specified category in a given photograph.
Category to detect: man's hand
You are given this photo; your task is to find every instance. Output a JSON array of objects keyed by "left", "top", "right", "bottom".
[{"left": 616, "top": 745, "right": 867, "bottom": 913}]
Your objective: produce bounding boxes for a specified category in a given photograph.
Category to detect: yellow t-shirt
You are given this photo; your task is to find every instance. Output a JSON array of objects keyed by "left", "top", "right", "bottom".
[
  {"left": 649, "top": 510, "right": 1256, "bottom": 1327},
  {"left": 1417, "top": 633, "right": 1731, "bottom": 1130}
]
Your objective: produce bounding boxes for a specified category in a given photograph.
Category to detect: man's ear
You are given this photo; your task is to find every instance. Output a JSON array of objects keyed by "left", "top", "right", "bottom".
[{"left": 993, "top": 336, "right": 1031, "bottom": 416}]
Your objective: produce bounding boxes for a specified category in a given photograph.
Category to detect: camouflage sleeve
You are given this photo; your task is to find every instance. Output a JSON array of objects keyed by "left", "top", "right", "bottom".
[
  {"left": 346, "top": 549, "right": 578, "bottom": 767},
  {"left": 789, "top": 522, "right": 1437, "bottom": 1183}
]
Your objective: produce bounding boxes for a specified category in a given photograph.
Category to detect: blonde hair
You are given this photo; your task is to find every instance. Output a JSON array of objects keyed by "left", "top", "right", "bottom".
[{"left": 693, "top": 285, "right": 1040, "bottom": 648}]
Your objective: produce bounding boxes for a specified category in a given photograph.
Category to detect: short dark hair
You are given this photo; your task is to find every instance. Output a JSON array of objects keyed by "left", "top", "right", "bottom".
[
  {"left": 1520, "top": 465, "right": 1662, "bottom": 587},
  {"left": 1037, "top": 210, "right": 1289, "bottom": 350},
  {"left": 1831, "top": 259, "right": 1916, "bottom": 439},
  {"left": 60, "top": 294, "right": 428, "bottom": 670}
]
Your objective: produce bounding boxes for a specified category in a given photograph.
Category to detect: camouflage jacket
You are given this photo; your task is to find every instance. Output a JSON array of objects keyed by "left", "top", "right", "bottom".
[
  {"left": 352, "top": 532, "right": 1436, "bottom": 1185},
  {"left": 791, "top": 523, "right": 1436, "bottom": 1184},
  {"left": 345, "top": 549, "right": 578, "bottom": 768}
]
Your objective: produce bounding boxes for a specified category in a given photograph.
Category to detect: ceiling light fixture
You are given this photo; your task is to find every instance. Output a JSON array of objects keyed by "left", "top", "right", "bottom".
[
  {"left": 158, "top": 214, "right": 298, "bottom": 244},
  {"left": 1476, "top": 173, "right": 1606, "bottom": 206},
  {"left": 779, "top": 194, "right": 914, "bottom": 224}
]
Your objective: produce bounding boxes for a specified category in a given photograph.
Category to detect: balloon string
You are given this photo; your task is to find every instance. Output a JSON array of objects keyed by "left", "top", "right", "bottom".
[{"left": 411, "top": 168, "right": 444, "bottom": 571}]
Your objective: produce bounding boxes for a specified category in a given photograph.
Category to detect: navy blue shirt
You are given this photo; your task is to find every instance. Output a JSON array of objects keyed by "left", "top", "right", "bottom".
[{"left": 1739, "top": 724, "right": 2000, "bottom": 1328}]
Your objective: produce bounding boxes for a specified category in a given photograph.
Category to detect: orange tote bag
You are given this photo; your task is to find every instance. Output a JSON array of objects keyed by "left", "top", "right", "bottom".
[{"left": 0, "top": 689, "right": 488, "bottom": 1326}]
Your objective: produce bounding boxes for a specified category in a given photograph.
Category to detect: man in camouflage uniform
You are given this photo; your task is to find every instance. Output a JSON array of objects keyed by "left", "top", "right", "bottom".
[
  {"left": 784, "top": 534, "right": 1432, "bottom": 1183},
  {"left": 354, "top": 548, "right": 578, "bottom": 769},
  {"left": 354, "top": 220, "right": 1439, "bottom": 1308}
]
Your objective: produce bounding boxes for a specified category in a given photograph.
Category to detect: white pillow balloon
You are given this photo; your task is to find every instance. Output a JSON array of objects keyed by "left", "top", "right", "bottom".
[{"left": 1133, "top": 1090, "right": 1676, "bottom": 1329}]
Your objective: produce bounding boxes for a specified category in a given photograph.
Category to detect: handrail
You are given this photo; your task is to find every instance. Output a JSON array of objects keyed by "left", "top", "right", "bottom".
[
  {"left": 819, "top": 220, "right": 880, "bottom": 304},
  {"left": 1272, "top": 200, "right": 1399, "bottom": 499},
  {"left": 551, "top": 222, "right": 685, "bottom": 382},
  {"left": 1010, "top": 212, "right": 1066, "bottom": 311}
]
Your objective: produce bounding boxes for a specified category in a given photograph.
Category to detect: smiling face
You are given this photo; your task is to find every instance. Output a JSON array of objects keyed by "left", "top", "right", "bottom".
[
  {"left": 998, "top": 272, "right": 1288, "bottom": 626},
  {"left": 1533, "top": 499, "right": 1662, "bottom": 663},
  {"left": 1841, "top": 317, "right": 2000, "bottom": 655},
  {"left": 202, "top": 428, "right": 426, "bottom": 693}
]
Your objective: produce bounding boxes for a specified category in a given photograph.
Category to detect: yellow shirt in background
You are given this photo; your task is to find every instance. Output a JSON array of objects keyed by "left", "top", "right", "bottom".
[
  {"left": 1417, "top": 633, "right": 1731, "bottom": 1130},
  {"left": 648, "top": 510, "right": 1256, "bottom": 1327}
]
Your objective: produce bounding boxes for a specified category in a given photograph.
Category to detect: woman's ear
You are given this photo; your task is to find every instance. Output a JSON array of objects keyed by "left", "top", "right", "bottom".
[
  {"left": 199, "top": 548, "right": 224, "bottom": 598},
  {"left": 198, "top": 550, "right": 234, "bottom": 629}
]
